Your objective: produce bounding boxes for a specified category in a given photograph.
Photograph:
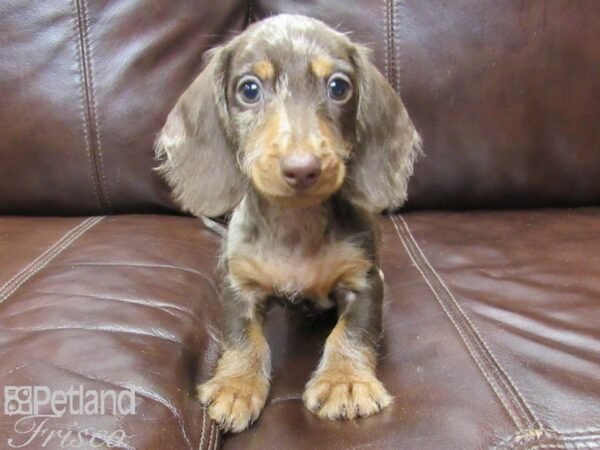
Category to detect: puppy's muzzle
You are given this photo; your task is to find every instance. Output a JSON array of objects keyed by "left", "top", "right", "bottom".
[{"left": 280, "top": 153, "right": 322, "bottom": 189}]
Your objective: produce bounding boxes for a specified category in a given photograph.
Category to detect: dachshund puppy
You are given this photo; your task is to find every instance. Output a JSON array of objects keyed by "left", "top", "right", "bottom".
[{"left": 156, "top": 14, "right": 420, "bottom": 433}]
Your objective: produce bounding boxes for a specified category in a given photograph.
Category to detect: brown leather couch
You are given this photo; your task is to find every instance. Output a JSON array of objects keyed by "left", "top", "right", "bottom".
[{"left": 1, "top": 1, "right": 599, "bottom": 449}]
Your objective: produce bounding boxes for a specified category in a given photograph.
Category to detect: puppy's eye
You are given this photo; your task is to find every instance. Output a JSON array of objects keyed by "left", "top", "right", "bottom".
[
  {"left": 238, "top": 77, "right": 262, "bottom": 104},
  {"left": 327, "top": 74, "right": 352, "bottom": 102}
]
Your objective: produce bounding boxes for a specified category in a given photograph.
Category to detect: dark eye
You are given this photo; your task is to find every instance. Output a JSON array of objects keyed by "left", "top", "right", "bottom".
[
  {"left": 238, "top": 77, "right": 262, "bottom": 104},
  {"left": 327, "top": 75, "right": 352, "bottom": 102}
]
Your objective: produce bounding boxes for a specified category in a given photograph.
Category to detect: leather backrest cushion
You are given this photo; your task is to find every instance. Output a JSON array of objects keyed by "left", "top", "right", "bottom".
[
  {"left": 0, "top": 0, "right": 247, "bottom": 215},
  {"left": 1, "top": 0, "right": 598, "bottom": 214},
  {"left": 253, "top": 0, "right": 600, "bottom": 209}
]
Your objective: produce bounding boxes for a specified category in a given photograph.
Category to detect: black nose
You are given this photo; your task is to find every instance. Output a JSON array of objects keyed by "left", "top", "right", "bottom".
[{"left": 280, "top": 153, "right": 322, "bottom": 189}]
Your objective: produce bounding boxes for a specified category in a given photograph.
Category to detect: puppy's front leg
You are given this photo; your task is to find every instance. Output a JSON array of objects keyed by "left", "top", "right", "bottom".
[
  {"left": 198, "top": 284, "right": 270, "bottom": 433},
  {"left": 304, "top": 268, "right": 392, "bottom": 420}
]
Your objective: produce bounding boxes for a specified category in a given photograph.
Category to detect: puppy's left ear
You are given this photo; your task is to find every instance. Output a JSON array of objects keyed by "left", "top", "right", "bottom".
[{"left": 345, "top": 46, "right": 422, "bottom": 213}]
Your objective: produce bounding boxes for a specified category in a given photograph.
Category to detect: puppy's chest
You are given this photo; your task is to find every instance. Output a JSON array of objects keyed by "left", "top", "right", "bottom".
[{"left": 228, "top": 239, "right": 371, "bottom": 301}]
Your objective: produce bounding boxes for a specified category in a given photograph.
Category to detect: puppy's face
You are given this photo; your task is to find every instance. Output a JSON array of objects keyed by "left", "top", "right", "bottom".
[
  {"left": 156, "top": 14, "right": 420, "bottom": 218},
  {"left": 226, "top": 16, "right": 358, "bottom": 206}
]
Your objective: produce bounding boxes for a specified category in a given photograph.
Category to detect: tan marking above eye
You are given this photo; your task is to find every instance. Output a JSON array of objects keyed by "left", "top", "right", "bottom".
[
  {"left": 310, "top": 57, "right": 334, "bottom": 79},
  {"left": 253, "top": 60, "right": 275, "bottom": 80}
]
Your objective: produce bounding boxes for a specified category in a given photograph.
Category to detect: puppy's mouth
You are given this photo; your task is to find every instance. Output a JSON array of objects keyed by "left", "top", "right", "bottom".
[{"left": 249, "top": 152, "right": 346, "bottom": 206}]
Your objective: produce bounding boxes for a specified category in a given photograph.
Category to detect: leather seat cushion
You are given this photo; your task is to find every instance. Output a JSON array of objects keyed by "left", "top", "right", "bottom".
[
  {"left": 0, "top": 215, "right": 223, "bottom": 449},
  {"left": 0, "top": 210, "right": 598, "bottom": 449}
]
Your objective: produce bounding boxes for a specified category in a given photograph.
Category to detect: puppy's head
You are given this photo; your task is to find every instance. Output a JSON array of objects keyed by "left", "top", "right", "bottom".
[{"left": 156, "top": 14, "right": 420, "bottom": 217}]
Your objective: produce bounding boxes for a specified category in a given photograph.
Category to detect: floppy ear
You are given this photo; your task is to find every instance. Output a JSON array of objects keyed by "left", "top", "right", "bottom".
[
  {"left": 345, "top": 46, "right": 422, "bottom": 213},
  {"left": 155, "top": 46, "right": 245, "bottom": 218}
]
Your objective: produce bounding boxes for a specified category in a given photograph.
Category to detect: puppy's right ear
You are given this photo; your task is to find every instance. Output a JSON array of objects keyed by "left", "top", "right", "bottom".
[{"left": 155, "top": 46, "right": 245, "bottom": 218}]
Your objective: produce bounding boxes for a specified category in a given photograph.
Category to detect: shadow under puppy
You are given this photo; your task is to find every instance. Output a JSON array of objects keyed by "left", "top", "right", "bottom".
[{"left": 156, "top": 14, "right": 420, "bottom": 433}]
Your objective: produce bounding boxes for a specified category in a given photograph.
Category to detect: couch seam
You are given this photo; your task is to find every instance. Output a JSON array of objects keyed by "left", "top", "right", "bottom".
[
  {"left": 207, "top": 421, "right": 215, "bottom": 450},
  {"left": 495, "top": 428, "right": 600, "bottom": 450},
  {"left": 246, "top": 0, "right": 254, "bottom": 25},
  {"left": 383, "top": 0, "right": 390, "bottom": 82},
  {"left": 397, "top": 216, "right": 542, "bottom": 427},
  {"left": 390, "top": 0, "right": 399, "bottom": 93},
  {"left": 0, "top": 217, "right": 103, "bottom": 305},
  {"left": 525, "top": 444, "right": 600, "bottom": 450},
  {"left": 198, "top": 407, "right": 207, "bottom": 450},
  {"left": 0, "top": 226, "right": 82, "bottom": 295},
  {"left": 71, "top": 0, "right": 102, "bottom": 212},
  {"left": 213, "top": 423, "right": 220, "bottom": 450},
  {"left": 80, "top": 0, "right": 113, "bottom": 212},
  {"left": 0, "top": 219, "right": 94, "bottom": 296},
  {"left": 398, "top": 216, "right": 541, "bottom": 425},
  {"left": 73, "top": 0, "right": 113, "bottom": 212},
  {"left": 391, "top": 215, "right": 540, "bottom": 430}
]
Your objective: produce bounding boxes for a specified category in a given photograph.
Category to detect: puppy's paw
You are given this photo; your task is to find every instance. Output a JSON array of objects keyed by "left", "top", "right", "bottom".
[
  {"left": 303, "top": 370, "right": 392, "bottom": 420},
  {"left": 198, "top": 374, "right": 269, "bottom": 433}
]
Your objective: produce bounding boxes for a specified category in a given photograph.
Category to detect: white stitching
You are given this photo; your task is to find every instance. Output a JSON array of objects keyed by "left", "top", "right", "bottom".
[
  {"left": 206, "top": 421, "right": 214, "bottom": 450},
  {"left": 526, "top": 444, "right": 600, "bottom": 450},
  {"left": 198, "top": 407, "right": 207, "bottom": 450},
  {"left": 0, "top": 218, "right": 97, "bottom": 294},
  {"left": 213, "top": 423, "right": 219, "bottom": 450},
  {"left": 247, "top": 0, "right": 254, "bottom": 24},
  {"left": 496, "top": 428, "right": 600, "bottom": 450},
  {"left": 0, "top": 221, "right": 87, "bottom": 295},
  {"left": 559, "top": 429, "right": 600, "bottom": 436},
  {"left": 0, "top": 217, "right": 103, "bottom": 304},
  {"left": 391, "top": 216, "right": 522, "bottom": 428},
  {"left": 383, "top": 0, "right": 390, "bottom": 82},
  {"left": 389, "top": 0, "right": 398, "bottom": 93},
  {"left": 391, "top": 1, "right": 403, "bottom": 95},
  {"left": 397, "top": 216, "right": 542, "bottom": 428}
]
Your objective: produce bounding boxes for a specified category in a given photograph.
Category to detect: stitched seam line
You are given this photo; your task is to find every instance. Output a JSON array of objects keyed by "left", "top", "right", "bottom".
[
  {"left": 496, "top": 428, "right": 600, "bottom": 450},
  {"left": 207, "top": 421, "right": 214, "bottom": 450},
  {"left": 80, "top": 0, "right": 112, "bottom": 211},
  {"left": 524, "top": 444, "right": 600, "bottom": 450},
  {"left": 213, "top": 424, "right": 219, "bottom": 450},
  {"left": 71, "top": 0, "right": 102, "bottom": 212},
  {"left": 198, "top": 407, "right": 207, "bottom": 450},
  {"left": 383, "top": 0, "right": 390, "bottom": 82},
  {"left": 391, "top": 215, "right": 537, "bottom": 429},
  {"left": 0, "top": 228, "right": 82, "bottom": 294},
  {"left": 0, "top": 217, "right": 103, "bottom": 305},
  {"left": 391, "top": 0, "right": 401, "bottom": 93},
  {"left": 558, "top": 430, "right": 600, "bottom": 436},
  {"left": 394, "top": 215, "right": 539, "bottom": 427},
  {"left": 389, "top": 0, "right": 397, "bottom": 92},
  {"left": 246, "top": 0, "right": 254, "bottom": 25},
  {"left": 392, "top": 216, "right": 521, "bottom": 428},
  {"left": 73, "top": 0, "right": 112, "bottom": 212},
  {"left": 396, "top": 216, "right": 542, "bottom": 428}
]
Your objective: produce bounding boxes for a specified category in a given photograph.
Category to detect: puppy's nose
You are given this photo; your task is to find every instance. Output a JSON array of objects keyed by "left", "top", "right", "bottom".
[{"left": 280, "top": 153, "right": 322, "bottom": 189}]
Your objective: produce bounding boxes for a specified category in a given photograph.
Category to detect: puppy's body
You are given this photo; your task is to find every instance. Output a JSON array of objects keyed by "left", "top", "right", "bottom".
[
  {"left": 156, "top": 14, "right": 420, "bottom": 433},
  {"left": 227, "top": 189, "right": 376, "bottom": 307}
]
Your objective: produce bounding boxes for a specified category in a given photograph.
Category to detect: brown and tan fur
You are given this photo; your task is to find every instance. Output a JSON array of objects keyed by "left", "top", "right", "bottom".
[{"left": 156, "top": 14, "right": 421, "bottom": 433}]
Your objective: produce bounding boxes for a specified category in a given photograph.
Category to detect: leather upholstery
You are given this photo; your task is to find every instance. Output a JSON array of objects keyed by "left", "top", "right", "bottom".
[
  {"left": 1, "top": 1, "right": 599, "bottom": 449},
  {"left": 1, "top": 1, "right": 599, "bottom": 214},
  {"left": 0, "top": 211, "right": 598, "bottom": 449},
  {"left": 0, "top": 0, "right": 247, "bottom": 215},
  {"left": 0, "top": 216, "right": 223, "bottom": 449},
  {"left": 254, "top": 1, "right": 600, "bottom": 210}
]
